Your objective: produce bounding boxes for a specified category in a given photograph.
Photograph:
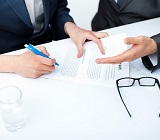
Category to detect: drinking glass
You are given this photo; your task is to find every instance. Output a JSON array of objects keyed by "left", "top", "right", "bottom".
[{"left": 0, "top": 86, "right": 24, "bottom": 132}]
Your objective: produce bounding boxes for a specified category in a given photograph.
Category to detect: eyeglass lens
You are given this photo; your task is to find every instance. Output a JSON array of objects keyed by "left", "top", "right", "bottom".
[{"left": 118, "top": 77, "right": 156, "bottom": 87}]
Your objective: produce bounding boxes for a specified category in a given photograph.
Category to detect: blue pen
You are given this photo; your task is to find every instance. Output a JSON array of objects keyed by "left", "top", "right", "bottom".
[{"left": 24, "top": 44, "right": 59, "bottom": 66}]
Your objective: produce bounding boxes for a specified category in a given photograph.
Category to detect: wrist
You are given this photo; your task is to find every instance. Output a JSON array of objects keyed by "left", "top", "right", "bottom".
[
  {"left": 64, "top": 22, "right": 77, "bottom": 36},
  {"left": 150, "top": 38, "right": 158, "bottom": 54}
]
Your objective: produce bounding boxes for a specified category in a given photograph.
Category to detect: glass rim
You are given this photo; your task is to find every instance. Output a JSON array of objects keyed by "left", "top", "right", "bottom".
[{"left": 0, "top": 85, "right": 22, "bottom": 104}]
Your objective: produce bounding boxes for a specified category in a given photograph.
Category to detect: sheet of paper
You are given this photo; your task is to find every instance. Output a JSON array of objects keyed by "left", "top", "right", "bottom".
[
  {"left": 129, "top": 55, "right": 160, "bottom": 80},
  {"left": 42, "top": 33, "right": 129, "bottom": 86}
]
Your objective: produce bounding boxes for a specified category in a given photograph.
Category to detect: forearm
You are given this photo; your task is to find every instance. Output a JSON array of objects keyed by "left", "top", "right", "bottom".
[{"left": 0, "top": 55, "right": 18, "bottom": 73}]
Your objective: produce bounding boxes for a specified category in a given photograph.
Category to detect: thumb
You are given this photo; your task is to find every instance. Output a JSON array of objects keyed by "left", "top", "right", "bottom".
[{"left": 124, "top": 37, "right": 140, "bottom": 45}]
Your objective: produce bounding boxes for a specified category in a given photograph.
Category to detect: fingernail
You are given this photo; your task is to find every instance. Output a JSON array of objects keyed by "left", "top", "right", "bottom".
[
  {"left": 77, "top": 54, "right": 80, "bottom": 58},
  {"left": 96, "top": 60, "right": 101, "bottom": 64}
]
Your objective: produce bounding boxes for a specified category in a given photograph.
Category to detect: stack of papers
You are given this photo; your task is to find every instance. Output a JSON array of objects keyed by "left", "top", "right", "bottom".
[{"left": 42, "top": 33, "right": 129, "bottom": 87}]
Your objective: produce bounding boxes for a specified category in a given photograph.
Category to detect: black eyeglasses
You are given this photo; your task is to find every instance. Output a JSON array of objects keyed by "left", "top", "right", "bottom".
[{"left": 116, "top": 77, "right": 160, "bottom": 117}]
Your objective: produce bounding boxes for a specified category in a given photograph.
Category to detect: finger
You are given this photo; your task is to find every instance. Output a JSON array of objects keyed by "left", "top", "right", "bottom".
[
  {"left": 96, "top": 55, "right": 125, "bottom": 64},
  {"left": 39, "top": 67, "right": 55, "bottom": 74},
  {"left": 37, "top": 63, "right": 55, "bottom": 72},
  {"left": 91, "top": 32, "right": 108, "bottom": 55},
  {"left": 76, "top": 42, "right": 84, "bottom": 58},
  {"left": 93, "top": 37, "right": 105, "bottom": 55},
  {"left": 96, "top": 49, "right": 135, "bottom": 64},
  {"left": 124, "top": 37, "right": 142, "bottom": 45},
  {"left": 92, "top": 31, "right": 109, "bottom": 38},
  {"left": 38, "top": 46, "right": 50, "bottom": 56},
  {"left": 86, "top": 33, "right": 105, "bottom": 55},
  {"left": 27, "top": 68, "right": 54, "bottom": 79},
  {"left": 33, "top": 69, "right": 54, "bottom": 78},
  {"left": 36, "top": 56, "right": 56, "bottom": 66}
]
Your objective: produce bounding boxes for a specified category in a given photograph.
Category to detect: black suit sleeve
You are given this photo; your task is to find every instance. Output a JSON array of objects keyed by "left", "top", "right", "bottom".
[
  {"left": 50, "top": 0, "right": 74, "bottom": 40},
  {"left": 150, "top": 33, "right": 160, "bottom": 72},
  {"left": 141, "top": 33, "right": 160, "bottom": 72}
]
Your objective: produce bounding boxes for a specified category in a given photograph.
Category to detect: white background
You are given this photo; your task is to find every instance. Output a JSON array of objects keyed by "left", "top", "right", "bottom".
[{"left": 67, "top": 0, "right": 99, "bottom": 30}]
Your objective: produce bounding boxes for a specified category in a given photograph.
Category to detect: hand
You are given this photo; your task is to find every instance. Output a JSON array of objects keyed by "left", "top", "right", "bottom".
[
  {"left": 64, "top": 22, "right": 108, "bottom": 58},
  {"left": 13, "top": 46, "right": 56, "bottom": 78},
  {"left": 96, "top": 36, "right": 157, "bottom": 64}
]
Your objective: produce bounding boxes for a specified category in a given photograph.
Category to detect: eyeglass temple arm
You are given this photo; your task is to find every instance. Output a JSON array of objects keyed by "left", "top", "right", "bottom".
[
  {"left": 156, "top": 79, "right": 160, "bottom": 90},
  {"left": 117, "top": 87, "right": 132, "bottom": 117},
  {"left": 155, "top": 79, "right": 160, "bottom": 117}
]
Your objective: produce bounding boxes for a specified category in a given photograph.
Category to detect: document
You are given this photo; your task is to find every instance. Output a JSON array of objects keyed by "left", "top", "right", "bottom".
[
  {"left": 129, "top": 55, "right": 160, "bottom": 80},
  {"left": 41, "top": 33, "right": 129, "bottom": 86}
]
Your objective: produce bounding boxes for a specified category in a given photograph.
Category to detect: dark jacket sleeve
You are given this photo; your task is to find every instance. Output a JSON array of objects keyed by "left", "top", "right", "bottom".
[
  {"left": 141, "top": 33, "right": 160, "bottom": 72},
  {"left": 150, "top": 33, "right": 160, "bottom": 71},
  {"left": 151, "top": 33, "right": 160, "bottom": 48},
  {"left": 50, "top": 0, "right": 74, "bottom": 40}
]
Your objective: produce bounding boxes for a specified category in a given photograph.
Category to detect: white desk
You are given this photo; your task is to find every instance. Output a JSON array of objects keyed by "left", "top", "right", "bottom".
[{"left": 0, "top": 18, "right": 160, "bottom": 140}]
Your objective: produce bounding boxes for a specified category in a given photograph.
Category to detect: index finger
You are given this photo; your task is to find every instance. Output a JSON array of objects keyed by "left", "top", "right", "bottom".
[
  {"left": 96, "top": 54, "right": 127, "bottom": 64},
  {"left": 90, "top": 35, "right": 105, "bottom": 55},
  {"left": 37, "top": 46, "right": 50, "bottom": 56},
  {"left": 96, "top": 49, "right": 135, "bottom": 64},
  {"left": 37, "top": 56, "right": 56, "bottom": 66}
]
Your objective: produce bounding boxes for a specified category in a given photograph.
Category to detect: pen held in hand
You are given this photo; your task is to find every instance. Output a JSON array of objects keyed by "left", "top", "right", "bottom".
[{"left": 24, "top": 44, "right": 59, "bottom": 66}]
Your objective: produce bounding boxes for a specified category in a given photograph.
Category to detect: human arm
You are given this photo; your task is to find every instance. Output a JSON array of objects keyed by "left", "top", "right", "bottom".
[
  {"left": 50, "top": 0, "right": 107, "bottom": 57},
  {"left": 64, "top": 22, "right": 108, "bottom": 58},
  {"left": 95, "top": 36, "right": 158, "bottom": 64},
  {"left": 0, "top": 47, "right": 56, "bottom": 78}
]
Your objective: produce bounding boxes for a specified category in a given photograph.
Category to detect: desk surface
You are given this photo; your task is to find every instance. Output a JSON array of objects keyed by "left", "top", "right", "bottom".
[{"left": 0, "top": 18, "right": 160, "bottom": 140}]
